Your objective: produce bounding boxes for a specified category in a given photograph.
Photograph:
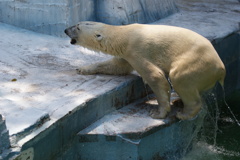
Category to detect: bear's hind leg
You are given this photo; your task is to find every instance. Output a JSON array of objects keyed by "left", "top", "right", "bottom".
[
  {"left": 77, "top": 57, "right": 133, "bottom": 75},
  {"left": 174, "top": 87, "right": 202, "bottom": 120}
]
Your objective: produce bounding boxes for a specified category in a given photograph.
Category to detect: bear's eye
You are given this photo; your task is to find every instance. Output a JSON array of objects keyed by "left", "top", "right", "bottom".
[{"left": 95, "top": 34, "right": 103, "bottom": 41}]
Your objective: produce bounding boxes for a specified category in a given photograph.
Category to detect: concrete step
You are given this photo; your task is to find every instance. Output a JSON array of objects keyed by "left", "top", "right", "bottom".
[{"left": 58, "top": 95, "right": 206, "bottom": 160}]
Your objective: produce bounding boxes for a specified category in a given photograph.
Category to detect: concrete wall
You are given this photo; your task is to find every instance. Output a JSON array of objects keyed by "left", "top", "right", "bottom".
[
  {"left": 0, "top": 0, "right": 95, "bottom": 36},
  {"left": 0, "top": 0, "right": 178, "bottom": 37},
  {"left": 212, "top": 32, "right": 240, "bottom": 112},
  {"left": 0, "top": 115, "right": 10, "bottom": 154},
  {"left": 95, "top": 0, "right": 178, "bottom": 25}
]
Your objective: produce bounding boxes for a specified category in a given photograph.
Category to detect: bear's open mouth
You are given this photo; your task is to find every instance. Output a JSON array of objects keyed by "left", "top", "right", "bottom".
[{"left": 70, "top": 39, "right": 77, "bottom": 44}]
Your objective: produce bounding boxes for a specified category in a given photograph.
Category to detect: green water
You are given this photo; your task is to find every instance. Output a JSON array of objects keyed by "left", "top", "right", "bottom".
[
  {"left": 182, "top": 120, "right": 240, "bottom": 160},
  {"left": 182, "top": 98, "right": 240, "bottom": 160}
]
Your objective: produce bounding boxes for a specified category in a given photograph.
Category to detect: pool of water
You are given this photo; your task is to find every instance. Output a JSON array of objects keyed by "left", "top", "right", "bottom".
[{"left": 182, "top": 95, "right": 240, "bottom": 160}]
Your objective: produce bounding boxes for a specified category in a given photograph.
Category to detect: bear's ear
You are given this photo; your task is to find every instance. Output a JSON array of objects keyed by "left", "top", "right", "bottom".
[{"left": 95, "top": 33, "right": 103, "bottom": 41}]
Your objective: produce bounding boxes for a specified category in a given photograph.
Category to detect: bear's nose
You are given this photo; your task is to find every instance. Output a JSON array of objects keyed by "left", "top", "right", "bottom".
[{"left": 64, "top": 29, "right": 67, "bottom": 34}]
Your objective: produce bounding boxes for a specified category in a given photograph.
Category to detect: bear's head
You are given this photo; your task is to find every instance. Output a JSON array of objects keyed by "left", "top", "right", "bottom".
[{"left": 65, "top": 21, "right": 105, "bottom": 48}]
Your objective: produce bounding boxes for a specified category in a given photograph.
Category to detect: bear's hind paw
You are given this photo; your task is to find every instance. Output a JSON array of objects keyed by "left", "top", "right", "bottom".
[
  {"left": 176, "top": 112, "right": 198, "bottom": 120},
  {"left": 150, "top": 109, "right": 168, "bottom": 119}
]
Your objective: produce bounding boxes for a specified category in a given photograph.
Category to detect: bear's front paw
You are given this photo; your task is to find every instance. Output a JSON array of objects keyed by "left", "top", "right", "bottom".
[
  {"left": 76, "top": 67, "right": 96, "bottom": 75},
  {"left": 150, "top": 108, "right": 167, "bottom": 119},
  {"left": 76, "top": 68, "right": 86, "bottom": 75}
]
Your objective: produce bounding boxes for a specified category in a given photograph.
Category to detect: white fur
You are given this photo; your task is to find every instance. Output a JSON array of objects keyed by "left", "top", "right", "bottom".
[{"left": 65, "top": 21, "right": 226, "bottom": 120}]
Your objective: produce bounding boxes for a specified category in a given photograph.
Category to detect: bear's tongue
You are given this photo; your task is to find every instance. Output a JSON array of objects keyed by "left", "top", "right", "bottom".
[{"left": 70, "top": 39, "right": 77, "bottom": 44}]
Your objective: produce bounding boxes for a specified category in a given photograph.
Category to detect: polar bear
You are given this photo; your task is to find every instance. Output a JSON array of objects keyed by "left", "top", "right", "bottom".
[{"left": 64, "top": 21, "right": 226, "bottom": 120}]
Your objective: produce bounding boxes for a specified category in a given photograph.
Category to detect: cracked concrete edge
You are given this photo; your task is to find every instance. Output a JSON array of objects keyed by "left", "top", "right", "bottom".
[{"left": 0, "top": 115, "right": 10, "bottom": 155}]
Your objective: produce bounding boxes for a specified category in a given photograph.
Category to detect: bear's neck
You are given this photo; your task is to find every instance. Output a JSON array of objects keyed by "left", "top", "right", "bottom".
[{"left": 97, "top": 26, "right": 129, "bottom": 56}]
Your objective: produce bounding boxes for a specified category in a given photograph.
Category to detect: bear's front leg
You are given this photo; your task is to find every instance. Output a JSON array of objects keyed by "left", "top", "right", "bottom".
[
  {"left": 76, "top": 65, "right": 98, "bottom": 75},
  {"left": 77, "top": 57, "right": 133, "bottom": 75},
  {"left": 127, "top": 56, "right": 171, "bottom": 119}
]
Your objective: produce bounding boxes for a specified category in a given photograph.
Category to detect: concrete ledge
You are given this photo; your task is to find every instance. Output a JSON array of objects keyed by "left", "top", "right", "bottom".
[
  {"left": 0, "top": 115, "right": 10, "bottom": 155},
  {"left": 16, "top": 78, "right": 151, "bottom": 160}
]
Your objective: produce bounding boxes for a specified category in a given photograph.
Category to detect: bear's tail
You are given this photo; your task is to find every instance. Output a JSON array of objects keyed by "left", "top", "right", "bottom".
[
  {"left": 218, "top": 66, "right": 226, "bottom": 89},
  {"left": 218, "top": 76, "right": 224, "bottom": 89}
]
